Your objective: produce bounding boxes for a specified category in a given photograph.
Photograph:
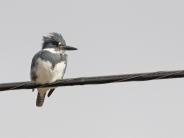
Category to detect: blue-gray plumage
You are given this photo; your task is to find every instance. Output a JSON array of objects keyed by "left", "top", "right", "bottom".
[
  {"left": 30, "top": 32, "right": 77, "bottom": 107},
  {"left": 31, "top": 50, "right": 67, "bottom": 80}
]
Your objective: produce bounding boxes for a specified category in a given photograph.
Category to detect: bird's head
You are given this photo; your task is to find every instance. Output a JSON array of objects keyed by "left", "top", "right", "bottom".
[{"left": 42, "top": 32, "right": 77, "bottom": 52}]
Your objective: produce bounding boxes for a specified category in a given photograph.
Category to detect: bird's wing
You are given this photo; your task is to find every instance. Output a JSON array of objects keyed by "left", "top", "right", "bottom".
[
  {"left": 47, "top": 54, "right": 67, "bottom": 97},
  {"left": 30, "top": 51, "right": 42, "bottom": 82},
  {"left": 47, "top": 88, "right": 55, "bottom": 97},
  {"left": 62, "top": 54, "right": 67, "bottom": 79},
  {"left": 30, "top": 51, "right": 42, "bottom": 91}
]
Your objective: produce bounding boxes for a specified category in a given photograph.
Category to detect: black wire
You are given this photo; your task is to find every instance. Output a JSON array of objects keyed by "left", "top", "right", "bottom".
[{"left": 0, "top": 69, "right": 184, "bottom": 91}]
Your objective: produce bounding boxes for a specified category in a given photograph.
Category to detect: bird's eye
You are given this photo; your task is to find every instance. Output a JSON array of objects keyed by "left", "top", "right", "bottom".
[{"left": 51, "top": 41, "right": 58, "bottom": 46}]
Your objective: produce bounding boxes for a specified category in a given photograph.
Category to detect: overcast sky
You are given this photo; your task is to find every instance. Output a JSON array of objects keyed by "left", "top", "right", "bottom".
[{"left": 0, "top": 0, "right": 184, "bottom": 138}]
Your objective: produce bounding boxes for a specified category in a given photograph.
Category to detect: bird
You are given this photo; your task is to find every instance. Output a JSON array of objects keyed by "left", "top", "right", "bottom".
[{"left": 30, "top": 32, "right": 77, "bottom": 107}]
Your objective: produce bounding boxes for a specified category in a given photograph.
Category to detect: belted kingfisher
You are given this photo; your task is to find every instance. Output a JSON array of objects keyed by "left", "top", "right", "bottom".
[{"left": 30, "top": 32, "right": 77, "bottom": 107}]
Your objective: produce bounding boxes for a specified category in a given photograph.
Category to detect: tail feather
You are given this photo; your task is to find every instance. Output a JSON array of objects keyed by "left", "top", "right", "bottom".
[{"left": 36, "top": 92, "right": 46, "bottom": 107}]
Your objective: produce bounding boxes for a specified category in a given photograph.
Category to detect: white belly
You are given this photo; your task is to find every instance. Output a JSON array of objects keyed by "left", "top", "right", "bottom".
[{"left": 35, "top": 58, "right": 66, "bottom": 84}]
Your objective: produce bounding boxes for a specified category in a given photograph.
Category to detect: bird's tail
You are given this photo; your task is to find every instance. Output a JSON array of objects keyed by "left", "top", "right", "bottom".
[{"left": 36, "top": 90, "right": 46, "bottom": 107}]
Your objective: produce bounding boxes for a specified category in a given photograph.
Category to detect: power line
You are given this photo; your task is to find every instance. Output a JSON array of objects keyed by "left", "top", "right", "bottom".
[{"left": 0, "top": 69, "right": 184, "bottom": 92}]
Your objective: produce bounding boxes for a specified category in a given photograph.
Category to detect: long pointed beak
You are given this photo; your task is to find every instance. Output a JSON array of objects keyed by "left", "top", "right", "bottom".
[{"left": 62, "top": 46, "right": 78, "bottom": 50}]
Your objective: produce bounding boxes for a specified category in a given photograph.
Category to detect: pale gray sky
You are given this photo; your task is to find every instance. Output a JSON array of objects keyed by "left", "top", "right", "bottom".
[{"left": 0, "top": 0, "right": 184, "bottom": 137}]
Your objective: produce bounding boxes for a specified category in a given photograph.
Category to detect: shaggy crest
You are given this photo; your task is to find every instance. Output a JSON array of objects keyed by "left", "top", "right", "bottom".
[{"left": 42, "top": 32, "right": 66, "bottom": 49}]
